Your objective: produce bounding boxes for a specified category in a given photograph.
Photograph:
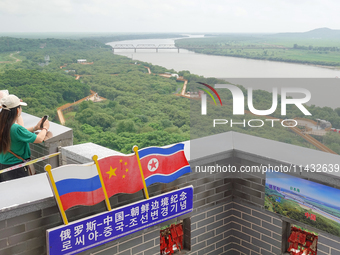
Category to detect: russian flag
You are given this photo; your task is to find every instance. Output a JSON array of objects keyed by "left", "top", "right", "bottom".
[
  {"left": 139, "top": 143, "right": 191, "bottom": 186},
  {"left": 52, "top": 163, "right": 105, "bottom": 211}
]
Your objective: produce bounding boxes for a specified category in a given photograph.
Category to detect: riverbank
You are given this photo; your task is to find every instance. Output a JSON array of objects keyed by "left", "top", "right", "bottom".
[
  {"left": 176, "top": 47, "right": 340, "bottom": 71},
  {"left": 174, "top": 35, "right": 340, "bottom": 71},
  {"left": 313, "top": 64, "right": 340, "bottom": 71}
]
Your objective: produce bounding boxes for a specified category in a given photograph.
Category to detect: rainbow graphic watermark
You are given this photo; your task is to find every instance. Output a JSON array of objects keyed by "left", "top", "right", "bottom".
[{"left": 197, "top": 82, "right": 223, "bottom": 115}]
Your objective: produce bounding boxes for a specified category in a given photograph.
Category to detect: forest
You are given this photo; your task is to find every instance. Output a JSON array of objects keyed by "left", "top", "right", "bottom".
[
  {"left": 1, "top": 36, "right": 340, "bottom": 154},
  {"left": 0, "top": 37, "right": 104, "bottom": 53}
]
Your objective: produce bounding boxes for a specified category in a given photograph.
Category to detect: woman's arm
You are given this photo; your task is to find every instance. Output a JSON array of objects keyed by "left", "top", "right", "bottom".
[
  {"left": 33, "top": 119, "right": 50, "bottom": 143},
  {"left": 33, "top": 128, "right": 48, "bottom": 143},
  {"left": 16, "top": 115, "right": 24, "bottom": 127},
  {"left": 27, "top": 117, "right": 45, "bottom": 133}
]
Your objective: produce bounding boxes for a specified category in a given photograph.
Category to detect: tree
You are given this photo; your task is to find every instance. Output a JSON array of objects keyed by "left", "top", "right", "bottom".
[{"left": 116, "top": 120, "right": 136, "bottom": 134}]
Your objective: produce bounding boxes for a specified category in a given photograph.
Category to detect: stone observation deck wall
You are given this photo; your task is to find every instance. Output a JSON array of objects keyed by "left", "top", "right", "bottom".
[
  {"left": 1, "top": 132, "right": 340, "bottom": 254},
  {"left": 22, "top": 113, "right": 73, "bottom": 173}
]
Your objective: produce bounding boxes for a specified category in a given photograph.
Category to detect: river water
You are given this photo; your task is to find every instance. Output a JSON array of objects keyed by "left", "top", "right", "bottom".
[{"left": 107, "top": 37, "right": 340, "bottom": 108}]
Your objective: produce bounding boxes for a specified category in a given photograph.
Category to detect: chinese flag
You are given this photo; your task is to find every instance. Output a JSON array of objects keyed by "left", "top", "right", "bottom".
[{"left": 97, "top": 155, "right": 144, "bottom": 198}]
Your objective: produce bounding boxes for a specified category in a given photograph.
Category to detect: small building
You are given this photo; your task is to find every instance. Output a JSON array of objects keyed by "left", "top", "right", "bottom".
[
  {"left": 316, "top": 118, "right": 332, "bottom": 129},
  {"left": 64, "top": 70, "right": 75, "bottom": 73},
  {"left": 77, "top": 59, "right": 87, "bottom": 64}
]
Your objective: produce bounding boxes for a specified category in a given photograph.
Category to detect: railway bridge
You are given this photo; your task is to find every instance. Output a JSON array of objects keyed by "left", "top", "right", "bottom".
[{"left": 112, "top": 44, "right": 179, "bottom": 53}]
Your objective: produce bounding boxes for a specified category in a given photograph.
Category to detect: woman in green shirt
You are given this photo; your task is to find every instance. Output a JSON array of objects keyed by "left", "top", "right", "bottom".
[{"left": 0, "top": 95, "right": 50, "bottom": 182}]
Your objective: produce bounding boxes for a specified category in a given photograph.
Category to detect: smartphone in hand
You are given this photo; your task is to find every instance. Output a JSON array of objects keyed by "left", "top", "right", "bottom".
[{"left": 40, "top": 115, "right": 49, "bottom": 129}]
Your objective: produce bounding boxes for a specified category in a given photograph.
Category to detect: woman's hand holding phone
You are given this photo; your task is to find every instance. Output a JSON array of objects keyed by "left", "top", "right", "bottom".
[{"left": 36, "top": 115, "right": 50, "bottom": 131}]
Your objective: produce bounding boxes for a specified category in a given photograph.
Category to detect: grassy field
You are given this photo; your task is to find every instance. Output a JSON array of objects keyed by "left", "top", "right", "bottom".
[
  {"left": 176, "top": 34, "right": 340, "bottom": 67},
  {"left": 265, "top": 37, "right": 340, "bottom": 47},
  {"left": 64, "top": 111, "right": 76, "bottom": 121},
  {"left": 0, "top": 52, "right": 13, "bottom": 62},
  {"left": 0, "top": 52, "right": 24, "bottom": 71},
  {"left": 205, "top": 48, "right": 340, "bottom": 65}
]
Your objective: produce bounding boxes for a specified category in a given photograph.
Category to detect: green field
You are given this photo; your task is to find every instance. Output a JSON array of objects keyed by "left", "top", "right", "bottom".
[
  {"left": 0, "top": 52, "right": 24, "bottom": 72},
  {"left": 64, "top": 111, "right": 77, "bottom": 121},
  {"left": 0, "top": 52, "right": 14, "bottom": 62},
  {"left": 265, "top": 187, "right": 340, "bottom": 237},
  {"left": 175, "top": 31, "right": 340, "bottom": 67}
]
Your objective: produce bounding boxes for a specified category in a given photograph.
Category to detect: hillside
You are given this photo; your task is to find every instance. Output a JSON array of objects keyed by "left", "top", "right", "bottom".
[
  {"left": 1, "top": 36, "right": 340, "bottom": 154},
  {"left": 274, "top": 27, "right": 340, "bottom": 39}
]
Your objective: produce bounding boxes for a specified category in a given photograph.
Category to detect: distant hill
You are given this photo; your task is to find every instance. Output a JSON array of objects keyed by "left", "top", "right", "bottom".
[{"left": 274, "top": 27, "right": 340, "bottom": 39}]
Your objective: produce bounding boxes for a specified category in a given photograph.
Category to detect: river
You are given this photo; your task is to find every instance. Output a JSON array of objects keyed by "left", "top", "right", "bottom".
[{"left": 107, "top": 37, "right": 340, "bottom": 108}]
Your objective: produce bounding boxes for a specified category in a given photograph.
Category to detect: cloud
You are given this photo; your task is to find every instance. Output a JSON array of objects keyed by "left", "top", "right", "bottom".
[
  {"left": 0, "top": 0, "right": 74, "bottom": 16},
  {"left": 233, "top": 7, "right": 248, "bottom": 17},
  {"left": 0, "top": 0, "right": 339, "bottom": 33}
]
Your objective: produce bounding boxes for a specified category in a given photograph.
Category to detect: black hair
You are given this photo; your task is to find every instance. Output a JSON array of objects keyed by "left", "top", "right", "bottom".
[{"left": 0, "top": 105, "right": 21, "bottom": 153}]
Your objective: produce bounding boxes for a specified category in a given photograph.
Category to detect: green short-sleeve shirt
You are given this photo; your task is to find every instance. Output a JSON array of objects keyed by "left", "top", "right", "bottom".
[{"left": 0, "top": 124, "right": 37, "bottom": 165}]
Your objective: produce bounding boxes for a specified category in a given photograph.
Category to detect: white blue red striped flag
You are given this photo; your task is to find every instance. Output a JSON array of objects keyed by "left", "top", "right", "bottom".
[{"left": 51, "top": 163, "right": 105, "bottom": 211}]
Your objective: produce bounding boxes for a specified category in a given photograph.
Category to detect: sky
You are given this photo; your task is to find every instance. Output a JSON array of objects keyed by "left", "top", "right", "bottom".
[{"left": 0, "top": 0, "right": 339, "bottom": 34}]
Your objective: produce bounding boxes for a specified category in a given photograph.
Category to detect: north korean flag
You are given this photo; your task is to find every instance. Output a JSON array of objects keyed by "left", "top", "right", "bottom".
[{"left": 138, "top": 143, "right": 191, "bottom": 186}]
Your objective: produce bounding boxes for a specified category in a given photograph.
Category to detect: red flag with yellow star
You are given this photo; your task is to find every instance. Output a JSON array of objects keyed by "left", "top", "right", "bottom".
[{"left": 97, "top": 155, "right": 144, "bottom": 198}]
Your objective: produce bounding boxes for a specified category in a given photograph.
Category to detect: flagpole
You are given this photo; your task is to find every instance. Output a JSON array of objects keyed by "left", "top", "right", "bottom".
[
  {"left": 133, "top": 145, "right": 149, "bottom": 199},
  {"left": 92, "top": 155, "right": 112, "bottom": 211},
  {"left": 45, "top": 164, "right": 69, "bottom": 225}
]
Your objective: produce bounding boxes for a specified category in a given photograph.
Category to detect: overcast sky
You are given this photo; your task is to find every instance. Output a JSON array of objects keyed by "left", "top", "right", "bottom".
[{"left": 0, "top": 0, "right": 339, "bottom": 33}]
